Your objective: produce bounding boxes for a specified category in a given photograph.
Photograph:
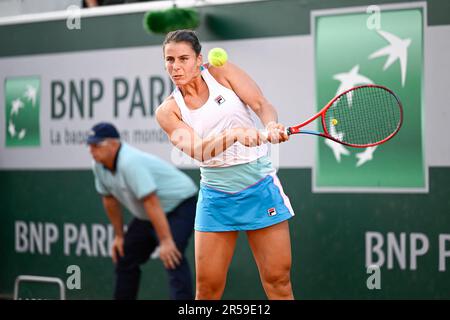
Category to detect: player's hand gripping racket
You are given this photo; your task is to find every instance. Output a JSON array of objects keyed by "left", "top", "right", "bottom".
[{"left": 265, "top": 85, "right": 403, "bottom": 148}]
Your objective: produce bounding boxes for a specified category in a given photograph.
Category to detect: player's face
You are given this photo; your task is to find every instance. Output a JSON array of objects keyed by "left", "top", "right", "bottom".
[{"left": 164, "top": 41, "right": 202, "bottom": 86}]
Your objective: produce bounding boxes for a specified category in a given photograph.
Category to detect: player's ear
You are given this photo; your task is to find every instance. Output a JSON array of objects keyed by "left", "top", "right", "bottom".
[{"left": 197, "top": 53, "right": 203, "bottom": 67}]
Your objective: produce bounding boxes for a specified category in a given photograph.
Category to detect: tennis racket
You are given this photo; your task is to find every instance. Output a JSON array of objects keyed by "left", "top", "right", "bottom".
[{"left": 269, "top": 85, "right": 403, "bottom": 148}]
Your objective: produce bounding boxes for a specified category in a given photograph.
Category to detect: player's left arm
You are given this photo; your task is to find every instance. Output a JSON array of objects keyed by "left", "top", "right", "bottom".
[{"left": 210, "top": 62, "right": 288, "bottom": 142}]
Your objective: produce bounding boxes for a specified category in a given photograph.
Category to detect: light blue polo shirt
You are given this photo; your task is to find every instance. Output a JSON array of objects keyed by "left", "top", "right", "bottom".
[{"left": 92, "top": 143, "right": 197, "bottom": 220}]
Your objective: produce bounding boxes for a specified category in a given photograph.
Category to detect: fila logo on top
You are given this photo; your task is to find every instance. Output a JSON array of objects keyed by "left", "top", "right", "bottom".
[{"left": 215, "top": 95, "right": 225, "bottom": 106}]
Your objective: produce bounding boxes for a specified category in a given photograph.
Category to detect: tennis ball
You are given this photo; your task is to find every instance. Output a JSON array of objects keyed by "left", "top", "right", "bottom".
[
  {"left": 332, "top": 119, "right": 338, "bottom": 125},
  {"left": 208, "top": 48, "right": 228, "bottom": 67}
]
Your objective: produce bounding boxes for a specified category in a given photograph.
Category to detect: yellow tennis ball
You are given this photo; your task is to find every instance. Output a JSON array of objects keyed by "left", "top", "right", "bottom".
[
  {"left": 332, "top": 119, "right": 338, "bottom": 125},
  {"left": 208, "top": 47, "right": 228, "bottom": 67}
]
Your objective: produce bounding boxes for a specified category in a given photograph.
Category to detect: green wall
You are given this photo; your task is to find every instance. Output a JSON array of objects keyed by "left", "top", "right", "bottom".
[{"left": 2, "top": 168, "right": 450, "bottom": 299}]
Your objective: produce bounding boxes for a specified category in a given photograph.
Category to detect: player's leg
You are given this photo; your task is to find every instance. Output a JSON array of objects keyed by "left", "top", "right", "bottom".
[
  {"left": 165, "top": 196, "right": 197, "bottom": 299},
  {"left": 195, "top": 230, "right": 238, "bottom": 299},
  {"left": 246, "top": 221, "right": 294, "bottom": 300},
  {"left": 114, "top": 218, "right": 157, "bottom": 300}
]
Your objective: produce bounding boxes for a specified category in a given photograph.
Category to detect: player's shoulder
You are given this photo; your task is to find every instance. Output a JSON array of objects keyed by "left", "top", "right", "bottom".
[
  {"left": 156, "top": 94, "right": 177, "bottom": 115},
  {"left": 156, "top": 94, "right": 181, "bottom": 123},
  {"left": 207, "top": 61, "right": 242, "bottom": 89},
  {"left": 207, "top": 61, "right": 240, "bottom": 75}
]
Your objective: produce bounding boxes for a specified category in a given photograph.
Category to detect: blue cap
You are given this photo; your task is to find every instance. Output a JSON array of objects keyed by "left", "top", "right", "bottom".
[{"left": 87, "top": 122, "right": 120, "bottom": 144}]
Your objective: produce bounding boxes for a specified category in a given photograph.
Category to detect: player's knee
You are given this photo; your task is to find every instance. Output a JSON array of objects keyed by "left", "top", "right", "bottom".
[
  {"left": 195, "top": 275, "right": 225, "bottom": 299},
  {"left": 262, "top": 265, "right": 291, "bottom": 290}
]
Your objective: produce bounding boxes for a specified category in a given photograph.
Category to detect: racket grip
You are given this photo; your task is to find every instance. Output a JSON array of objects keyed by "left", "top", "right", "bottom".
[{"left": 286, "top": 127, "right": 292, "bottom": 135}]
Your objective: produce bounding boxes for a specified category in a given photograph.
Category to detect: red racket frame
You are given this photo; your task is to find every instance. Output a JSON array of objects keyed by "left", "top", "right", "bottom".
[{"left": 286, "top": 84, "right": 404, "bottom": 148}]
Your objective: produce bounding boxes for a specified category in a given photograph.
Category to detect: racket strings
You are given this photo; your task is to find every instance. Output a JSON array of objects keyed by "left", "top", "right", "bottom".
[{"left": 324, "top": 86, "right": 402, "bottom": 146}]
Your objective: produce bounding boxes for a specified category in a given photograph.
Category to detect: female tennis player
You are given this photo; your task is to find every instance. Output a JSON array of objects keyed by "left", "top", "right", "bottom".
[{"left": 156, "top": 29, "right": 295, "bottom": 300}]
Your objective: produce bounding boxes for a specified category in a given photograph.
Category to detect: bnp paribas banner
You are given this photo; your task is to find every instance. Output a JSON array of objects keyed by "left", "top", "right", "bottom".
[
  {"left": 0, "top": 46, "right": 178, "bottom": 169},
  {"left": 313, "top": 3, "right": 426, "bottom": 192},
  {"left": 0, "top": 41, "right": 296, "bottom": 170}
]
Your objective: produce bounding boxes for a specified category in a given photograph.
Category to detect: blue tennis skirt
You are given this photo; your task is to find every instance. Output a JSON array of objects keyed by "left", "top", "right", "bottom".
[{"left": 195, "top": 174, "right": 295, "bottom": 232}]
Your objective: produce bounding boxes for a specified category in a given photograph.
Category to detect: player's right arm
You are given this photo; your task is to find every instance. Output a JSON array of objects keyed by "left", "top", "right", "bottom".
[
  {"left": 156, "top": 96, "right": 265, "bottom": 161},
  {"left": 102, "top": 195, "right": 124, "bottom": 263}
]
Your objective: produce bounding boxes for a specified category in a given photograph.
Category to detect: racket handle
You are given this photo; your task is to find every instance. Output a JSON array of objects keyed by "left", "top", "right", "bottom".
[{"left": 286, "top": 127, "right": 292, "bottom": 135}]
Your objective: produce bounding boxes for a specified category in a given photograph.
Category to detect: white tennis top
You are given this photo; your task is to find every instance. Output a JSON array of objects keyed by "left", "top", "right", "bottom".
[{"left": 172, "top": 65, "right": 267, "bottom": 168}]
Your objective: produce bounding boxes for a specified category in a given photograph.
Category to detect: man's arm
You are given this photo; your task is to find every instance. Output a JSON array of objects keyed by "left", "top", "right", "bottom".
[
  {"left": 102, "top": 195, "right": 124, "bottom": 237},
  {"left": 102, "top": 195, "right": 125, "bottom": 263},
  {"left": 142, "top": 192, "right": 181, "bottom": 270}
]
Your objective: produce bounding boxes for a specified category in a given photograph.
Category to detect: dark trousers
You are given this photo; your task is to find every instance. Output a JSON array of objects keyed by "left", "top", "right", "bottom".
[{"left": 114, "top": 196, "right": 196, "bottom": 300}]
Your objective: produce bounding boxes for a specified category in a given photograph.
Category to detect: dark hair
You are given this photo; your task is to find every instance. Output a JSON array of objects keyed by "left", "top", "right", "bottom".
[{"left": 163, "top": 29, "right": 202, "bottom": 56}]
